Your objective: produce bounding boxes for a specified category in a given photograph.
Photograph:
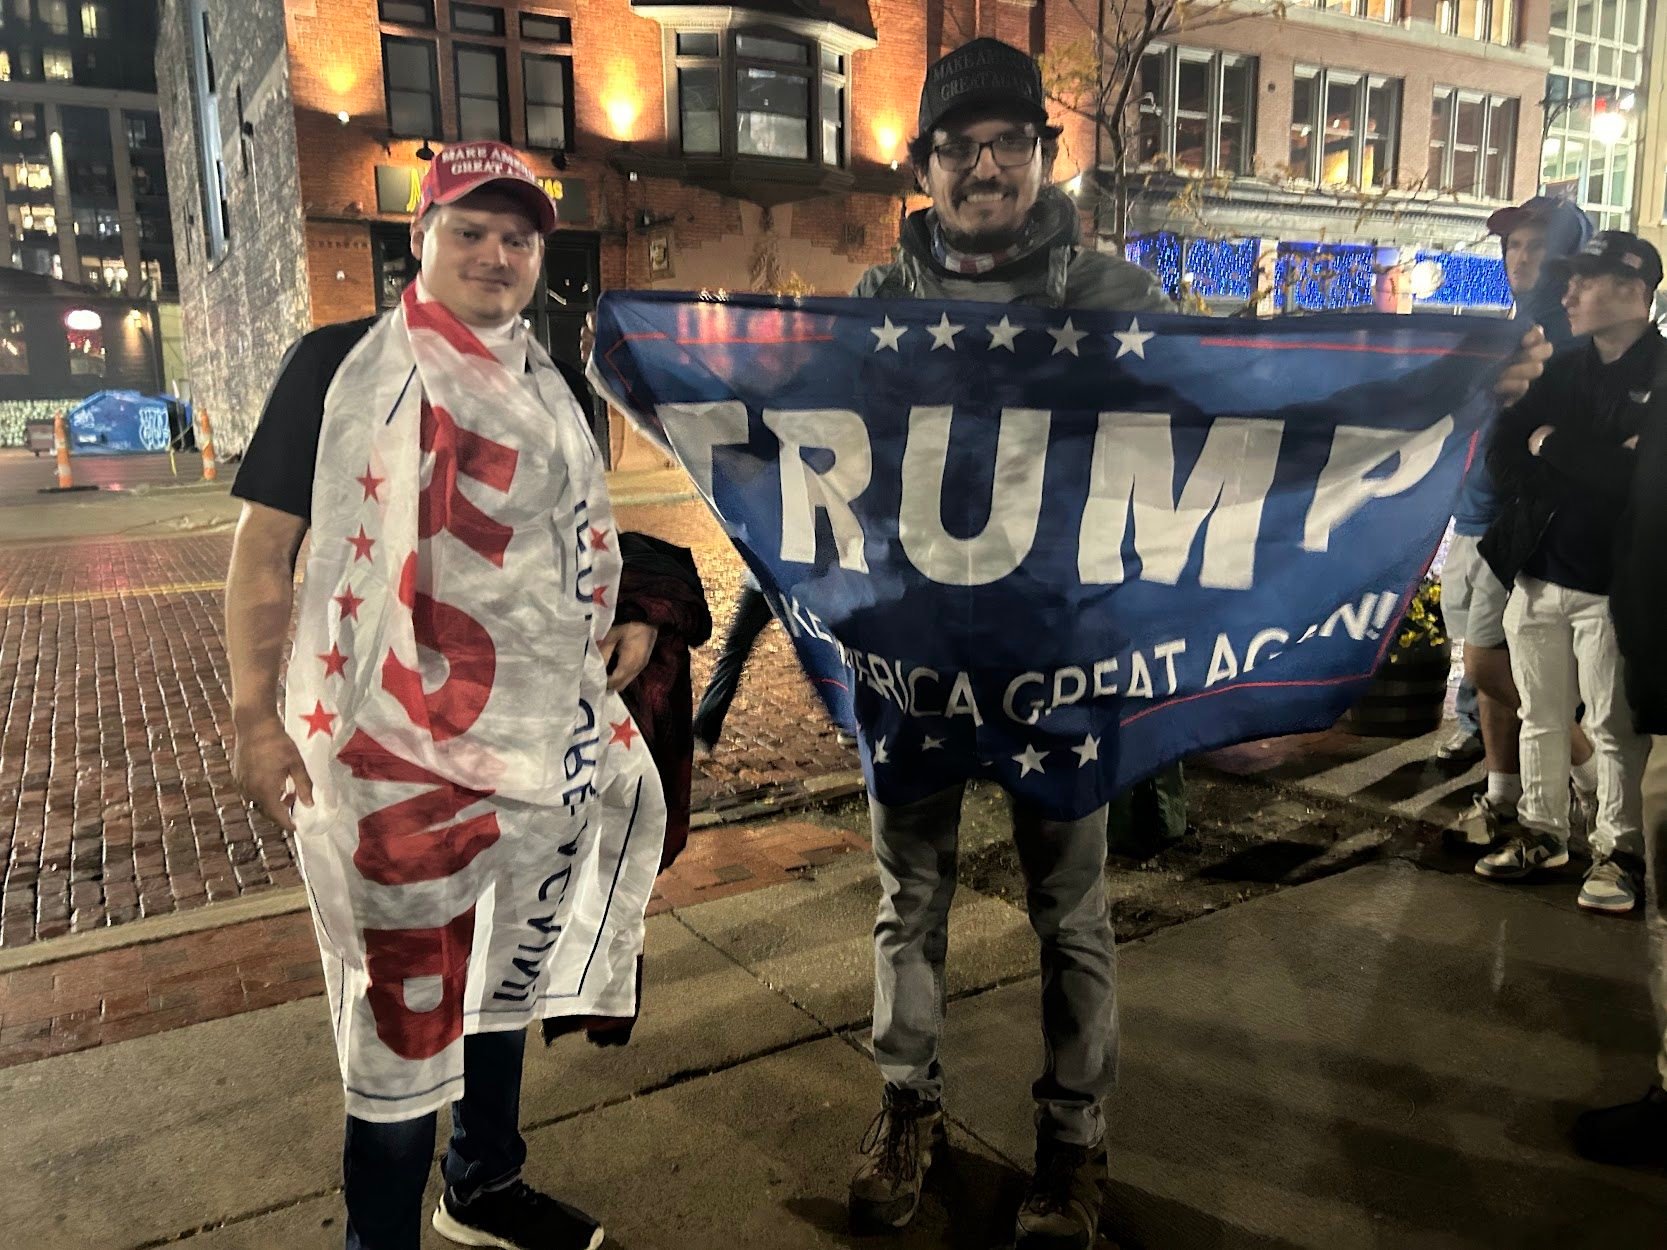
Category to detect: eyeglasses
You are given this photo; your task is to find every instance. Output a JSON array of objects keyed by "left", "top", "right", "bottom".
[{"left": 931, "top": 133, "right": 1039, "bottom": 172}]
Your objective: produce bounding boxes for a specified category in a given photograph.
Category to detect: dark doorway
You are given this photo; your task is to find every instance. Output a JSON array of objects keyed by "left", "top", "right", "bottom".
[
  {"left": 532, "top": 231, "right": 607, "bottom": 460},
  {"left": 371, "top": 224, "right": 418, "bottom": 312}
]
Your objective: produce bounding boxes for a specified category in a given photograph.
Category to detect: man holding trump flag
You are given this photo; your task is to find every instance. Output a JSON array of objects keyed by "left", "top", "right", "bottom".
[{"left": 587, "top": 38, "right": 1549, "bottom": 1250}]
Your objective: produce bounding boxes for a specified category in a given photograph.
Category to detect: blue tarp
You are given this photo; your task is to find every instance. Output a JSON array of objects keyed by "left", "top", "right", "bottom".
[{"left": 67, "top": 391, "right": 192, "bottom": 454}]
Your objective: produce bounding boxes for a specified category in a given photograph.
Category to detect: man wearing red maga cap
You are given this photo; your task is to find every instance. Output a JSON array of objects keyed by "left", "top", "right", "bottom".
[{"left": 226, "top": 139, "right": 662, "bottom": 1250}]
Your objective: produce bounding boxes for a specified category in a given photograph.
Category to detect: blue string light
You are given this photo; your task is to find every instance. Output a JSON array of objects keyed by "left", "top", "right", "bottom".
[
  {"left": 1274, "top": 243, "right": 1377, "bottom": 310},
  {"left": 1126, "top": 236, "right": 1513, "bottom": 311},
  {"left": 1411, "top": 250, "right": 1512, "bottom": 308},
  {"left": 1124, "top": 234, "right": 1258, "bottom": 299}
]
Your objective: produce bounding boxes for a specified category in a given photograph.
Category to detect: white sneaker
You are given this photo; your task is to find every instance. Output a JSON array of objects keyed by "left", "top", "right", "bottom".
[
  {"left": 1475, "top": 829, "right": 1569, "bottom": 880},
  {"left": 1577, "top": 858, "right": 1638, "bottom": 914}
]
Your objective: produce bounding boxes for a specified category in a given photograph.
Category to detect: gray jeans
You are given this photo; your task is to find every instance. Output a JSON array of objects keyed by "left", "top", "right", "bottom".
[
  {"left": 869, "top": 783, "right": 1116, "bottom": 1148},
  {"left": 1642, "top": 737, "right": 1667, "bottom": 1088}
]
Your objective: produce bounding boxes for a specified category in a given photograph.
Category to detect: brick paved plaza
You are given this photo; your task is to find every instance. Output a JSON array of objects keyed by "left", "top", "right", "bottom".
[{"left": 0, "top": 456, "right": 859, "bottom": 950}]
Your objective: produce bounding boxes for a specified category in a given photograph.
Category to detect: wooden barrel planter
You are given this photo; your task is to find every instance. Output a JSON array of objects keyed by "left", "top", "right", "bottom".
[{"left": 1338, "top": 643, "right": 1452, "bottom": 739}]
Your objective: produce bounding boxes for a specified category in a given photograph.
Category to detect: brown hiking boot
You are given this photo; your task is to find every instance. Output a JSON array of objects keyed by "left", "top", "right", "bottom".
[
  {"left": 849, "top": 1085, "right": 946, "bottom": 1231},
  {"left": 1014, "top": 1138, "right": 1106, "bottom": 1250}
]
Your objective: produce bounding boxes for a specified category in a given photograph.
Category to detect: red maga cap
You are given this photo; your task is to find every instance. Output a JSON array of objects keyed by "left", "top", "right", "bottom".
[{"left": 415, "top": 141, "right": 557, "bottom": 234}]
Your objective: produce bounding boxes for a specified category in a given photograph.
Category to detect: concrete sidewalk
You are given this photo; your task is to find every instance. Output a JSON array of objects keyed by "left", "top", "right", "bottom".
[{"left": 3, "top": 852, "right": 1663, "bottom": 1249}]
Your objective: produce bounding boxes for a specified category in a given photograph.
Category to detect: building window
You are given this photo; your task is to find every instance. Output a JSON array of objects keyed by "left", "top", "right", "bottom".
[
  {"left": 187, "top": 0, "right": 230, "bottom": 262},
  {"left": 12, "top": 44, "right": 36, "bottom": 79},
  {"left": 1428, "top": 88, "right": 1516, "bottom": 198},
  {"left": 3, "top": 104, "right": 40, "bottom": 140},
  {"left": 1137, "top": 45, "right": 1255, "bottom": 175},
  {"left": 0, "top": 310, "right": 27, "bottom": 376},
  {"left": 670, "top": 27, "right": 847, "bottom": 166},
  {"left": 521, "top": 12, "right": 570, "bottom": 42},
  {"left": 43, "top": 46, "right": 71, "bottom": 79},
  {"left": 380, "top": 0, "right": 434, "bottom": 24},
  {"left": 383, "top": 35, "right": 441, "bottom": 136},
  {"left": 8, "top": 202, "right": 56, "bottom": 236},
  {"left": 1294, "top": 0, "right": 1399, "bottom": 17},
  {"left": 1436, "top": 0, "right": 1514, "bottom": 43},
  {"left": 79, "top": 2, "right": 106, "bottom": 37},
  {"left": 3, "top": 159, "right": 53, "bottom": 191},
  {"left": 522, "top": 52, "right": 570, "bottom": 151},
  {"left": 820, "top": 47, "right": 846, "bottom": 167},
  {"left": 454, "top": 44, "right": 508, "bottom": 140},
  {"left": 40, "top": 0, "right": 67, "bottom": 35},
  {"left": 451, "top": 2, "right": 504, "bottom": 35},
  {"left": 0, "top": 51, "right": 9, "bottom": 80},
  {"left": 734, "top": 33, "right": 812, "bottom": 159},
  {"left": 64, "top": 310, "right": 105, "bottom": 375},
  {"left": 1544, "top": 1, "right": 1644, "bottom": 229},
  {"left": 1289, "top": 66, "right": 1399, "bottom": 187}
]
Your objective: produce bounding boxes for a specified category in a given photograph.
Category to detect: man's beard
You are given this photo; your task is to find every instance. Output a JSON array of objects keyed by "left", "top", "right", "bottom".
[{"left": 940, "top": 183, "right": 1030, "bottom": 254}]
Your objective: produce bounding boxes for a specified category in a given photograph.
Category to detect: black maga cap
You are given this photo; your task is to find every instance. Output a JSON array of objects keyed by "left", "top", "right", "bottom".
[
  {"left": 1549, "top": 230, "right": 1664, "bottom": 290},
  {"left": 918, "top": 38, "right": 1049, "bottom": 137}
]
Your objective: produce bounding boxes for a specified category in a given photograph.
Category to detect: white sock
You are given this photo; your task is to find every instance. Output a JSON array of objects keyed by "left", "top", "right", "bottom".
[
  {"left": 1571, "top": 758, "right": 1598, "bottom": 795},
  {"left": 1487, "top": 772, "right": 1522, "bottom": 809}
]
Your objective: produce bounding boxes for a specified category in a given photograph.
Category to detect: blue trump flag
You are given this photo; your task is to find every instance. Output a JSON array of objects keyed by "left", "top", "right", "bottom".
[{"left": 589, "top": 291, "right": 1520, "bottom": 820}]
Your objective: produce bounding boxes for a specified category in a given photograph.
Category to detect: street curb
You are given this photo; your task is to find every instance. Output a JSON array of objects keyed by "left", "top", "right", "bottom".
[
  {"left": 0, "top": 774, "right": 870, "bottom": 973},
  {"left": 0, "top": 887, "right": 310, "bottom": 974}
]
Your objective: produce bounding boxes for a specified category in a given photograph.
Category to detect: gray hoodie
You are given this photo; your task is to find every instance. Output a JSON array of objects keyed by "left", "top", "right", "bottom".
[{"left": 852, "top": 187, "right": 1171, "bottom": 313}]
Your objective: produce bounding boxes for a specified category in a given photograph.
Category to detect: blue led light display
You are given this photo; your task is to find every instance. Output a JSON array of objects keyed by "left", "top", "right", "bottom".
[
  {"left": 1274, "top": 243, "right": 1377, "bottom": 311},
  {"left": 1125, "top": 233, "right": 1259, "bottom": 300},
  {"left": 1411, "top": 250, "right": 1512, "bottom": 308}
]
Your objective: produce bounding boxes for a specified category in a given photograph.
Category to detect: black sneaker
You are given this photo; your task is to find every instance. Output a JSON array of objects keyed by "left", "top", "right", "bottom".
[
  {"left": 849, "top": 1085, "right": 946, "bottom": 1231},
  {"left": 1572, "top": 1085, "right": 1667, "bottom": 1166},
  {"left": 1014, "top": 1139, "right": 1105, "bottom": 1250},
  {"left": 431, "top": 1180, "right": 604, "bottom": 1249}
]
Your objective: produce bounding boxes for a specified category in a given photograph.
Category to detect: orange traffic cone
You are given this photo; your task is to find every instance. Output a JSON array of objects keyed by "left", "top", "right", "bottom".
[
  {"left": 38, "top": 411, "right": 96, "bottom": 493},
  {"left": 53, "top": 410, "right": 72, "bottom": 489},
  {"left": 198, "top": 408, "right": 218, "bottom": 482}
]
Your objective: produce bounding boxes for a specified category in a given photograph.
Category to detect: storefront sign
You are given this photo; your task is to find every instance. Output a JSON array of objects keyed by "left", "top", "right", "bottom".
[{"left": 375, "top": 165, "right": 590, "bottom": 224}]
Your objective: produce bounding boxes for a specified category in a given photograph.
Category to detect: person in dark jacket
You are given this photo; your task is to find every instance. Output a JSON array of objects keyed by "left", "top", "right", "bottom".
[
  {"left": 1442, "top": 197, "right": 1599, "bottom": 849},
  {"left": 1572, "top": 333, "right": 1667, "bottom": 1164},
  {"left": 1474, "top": 232, "right": 1661, "bottom": 914}
]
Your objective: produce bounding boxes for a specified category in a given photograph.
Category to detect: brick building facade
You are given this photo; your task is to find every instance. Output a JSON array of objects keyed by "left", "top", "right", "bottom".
[{"left": 157, "top": 0, "right": 1595, "bottom": 454}]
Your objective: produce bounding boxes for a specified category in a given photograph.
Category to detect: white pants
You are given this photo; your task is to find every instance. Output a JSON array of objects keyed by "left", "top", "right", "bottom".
[
  {"left": 1642, "top": 737, "right": 1667, "bottom": 1086},
  {"left": 1504, "top": 576, "right": 1649, "bottom": 856}
]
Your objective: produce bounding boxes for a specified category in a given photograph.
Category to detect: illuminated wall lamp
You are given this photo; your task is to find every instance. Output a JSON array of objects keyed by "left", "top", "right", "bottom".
[
  {"left": 336, "top": 110, "right": 351, "bottom": 125},
  {"left": 64, "top": 308, "right": 102, "bottom": 332}
]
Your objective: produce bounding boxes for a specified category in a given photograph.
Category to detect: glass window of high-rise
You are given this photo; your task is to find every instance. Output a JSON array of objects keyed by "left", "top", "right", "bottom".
[{"left": 1542, "top": 0, "right": 1646, "bottom": 229}]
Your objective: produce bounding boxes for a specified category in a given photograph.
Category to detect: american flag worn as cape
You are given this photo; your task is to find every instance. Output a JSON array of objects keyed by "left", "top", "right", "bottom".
[{"left": 285, "top": 283, "right": 664, "bottom": 1122}]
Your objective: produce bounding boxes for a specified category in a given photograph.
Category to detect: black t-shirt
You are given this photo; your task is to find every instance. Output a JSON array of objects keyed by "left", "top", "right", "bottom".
[
  {"left": 233, "top": 316, "right": 595, "bottom": 526},
  {"left": 231, "top": 317, "right": 378, "bottom": 524}
]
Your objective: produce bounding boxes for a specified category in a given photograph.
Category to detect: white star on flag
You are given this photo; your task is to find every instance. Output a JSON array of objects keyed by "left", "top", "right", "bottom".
[
  {"left": 1113, "top": 317, "right": 1155, "bottom": 359},
  {"left": 926, "top": 313, "right": 964, "bottom": 350},
  {"left": 985, "top": 316, "right": 1022, "bottom": 351},
  {"left": 1048, "top": 318, "right": 1087, "bottom": 356},
  {"left": 921, "top": 735, "right": 945, "bottom": 751},
  {"left": 1072, "top": 734, "right": 1100, "bottom": 767},
  {"left": 873, "top": 736, "right": 891, "bottom": 764},
  {"left": 1013, "top": 743, "right": 1050, "bottom": 777},
  {"left": 870, "top": 317, "right": 907, "bottom": 352}
]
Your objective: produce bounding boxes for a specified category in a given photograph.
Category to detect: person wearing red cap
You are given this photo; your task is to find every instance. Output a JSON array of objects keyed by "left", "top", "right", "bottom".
[{"left": 225, "top": 140, "right": 657, "bottom": 1250}]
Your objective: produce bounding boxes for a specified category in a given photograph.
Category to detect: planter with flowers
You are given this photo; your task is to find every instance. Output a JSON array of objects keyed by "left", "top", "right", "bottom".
[{"left": 1338, "top": 577, "right": 1453, "bottom": 738}]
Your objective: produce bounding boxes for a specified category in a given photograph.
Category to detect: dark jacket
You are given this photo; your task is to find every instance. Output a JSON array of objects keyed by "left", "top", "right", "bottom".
[
  {"left": 1611, "top": 359, "right": 1667, "bottom": 733},
  {"left": 1478, "top": 329, "right": 1664, "bottom": 592}
]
